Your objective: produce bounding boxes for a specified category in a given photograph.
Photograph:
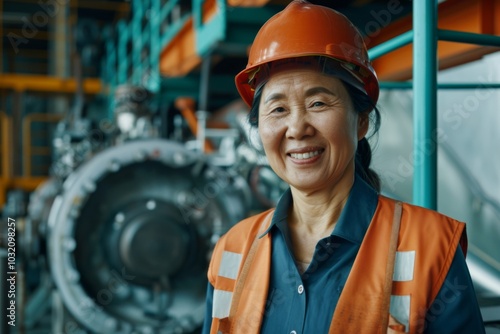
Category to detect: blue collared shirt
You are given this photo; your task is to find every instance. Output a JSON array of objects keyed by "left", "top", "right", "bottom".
[{"left": 202, "top": 175, "right": 484, "bottom": 333}]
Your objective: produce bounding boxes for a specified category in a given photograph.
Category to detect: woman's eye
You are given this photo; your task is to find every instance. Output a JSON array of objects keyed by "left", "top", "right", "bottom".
[
  {"left": 311, "top": 101, "right": 325, "bottom": 107},
  {"left": 271, "top": 107, "right": 286, "bottom": 113}
]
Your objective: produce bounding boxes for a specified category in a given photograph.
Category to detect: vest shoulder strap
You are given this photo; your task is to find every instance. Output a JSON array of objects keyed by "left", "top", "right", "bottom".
[
  {"left": 208, "top": 209, "right": 274, "bottom": 334},
  {"left": 331, "top": 196, "right": 466, "bottom": 334}
]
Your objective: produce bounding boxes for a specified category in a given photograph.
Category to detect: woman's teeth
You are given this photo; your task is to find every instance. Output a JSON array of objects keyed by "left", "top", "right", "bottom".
[{"left": 290, "top": 150, "right": 321, "bottom": 160}]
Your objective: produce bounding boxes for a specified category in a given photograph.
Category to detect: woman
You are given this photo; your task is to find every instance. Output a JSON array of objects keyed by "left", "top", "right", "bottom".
[{"left": 202, "top": 1, "right": 484, "bottom": 333}]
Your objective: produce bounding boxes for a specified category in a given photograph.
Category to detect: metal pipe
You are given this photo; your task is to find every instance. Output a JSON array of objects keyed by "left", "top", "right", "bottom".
[
  {"left": 72, "top": 53, "right": 83, "bottom": 124},
  {"left": 196, "top": 55, "right": 212, "bottom": 153},
  {"left": 380, "top": 82, "right": 500, "bottom": 90},
  {"left": 413, "top": 0, "right": 438, "bottom": 209},
  {"left": 149, "top": 0, "right": 161, "bottom": 92},
  {"left": 199, "top": 55, "right": 211, "bottom": 112},
  {"left": 132, "top": 0, "right": 144, "bottom": 85},
  {"left": 196, "top": 110, "right": 208, "bottom": 152},
  {"left": 54, "top": 0, "right": 69, "bottom": 77},
  {"left": 368, "top": 31, "right": 414, "bottom": 61},
  {"left": 438, "top": 29, "right": 500, "bottom": 47},
  {"left": 204, "top": 128, "right": 240, "bottom": 138}
]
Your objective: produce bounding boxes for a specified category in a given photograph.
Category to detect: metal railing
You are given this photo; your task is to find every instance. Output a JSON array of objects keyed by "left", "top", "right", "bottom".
[{"left": 22, "top": 113, "right": 63, "bottom": 177}]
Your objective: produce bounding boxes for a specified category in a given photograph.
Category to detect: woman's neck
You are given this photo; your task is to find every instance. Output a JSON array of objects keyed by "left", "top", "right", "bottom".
[
  {"left": 286, "top": 171, "right": 355, "bottom": 266},
  {"left": 289, "top": 171, "right": 354, "bottom": 236}
]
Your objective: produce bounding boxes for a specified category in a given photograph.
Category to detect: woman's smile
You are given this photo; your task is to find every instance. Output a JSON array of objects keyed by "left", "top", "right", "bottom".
[{"left": 287, "top": 147, "right": 325, "bottom": 164}]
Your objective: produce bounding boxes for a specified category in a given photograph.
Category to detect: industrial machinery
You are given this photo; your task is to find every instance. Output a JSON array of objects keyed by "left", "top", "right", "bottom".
[
  {"left": 46, "top": 138, "right": 250, "bottom": 333},
  {"left": 0, "top": 83, "right": 289, "bottom": 334}
]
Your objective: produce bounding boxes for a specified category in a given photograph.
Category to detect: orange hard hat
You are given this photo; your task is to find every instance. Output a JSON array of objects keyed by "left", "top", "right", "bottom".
[{"left": 235, "top": 0, "right": 379, "bottom": 107}]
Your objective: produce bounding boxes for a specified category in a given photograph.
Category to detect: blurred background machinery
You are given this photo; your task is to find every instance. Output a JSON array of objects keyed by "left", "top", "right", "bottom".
[
  {"left": 0, "top": 0, "right": 499, "bottom": 333},
  {"left": 1, "top": 81, "right": 285, "bottom": 333}
]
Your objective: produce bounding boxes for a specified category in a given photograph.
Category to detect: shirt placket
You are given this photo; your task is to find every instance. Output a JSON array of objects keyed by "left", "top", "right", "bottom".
[{"left": 281, "top": 230, "right": 307, "bottom": 334}]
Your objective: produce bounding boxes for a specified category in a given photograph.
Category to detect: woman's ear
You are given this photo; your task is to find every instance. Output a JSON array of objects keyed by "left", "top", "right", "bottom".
[{"left": 357, "top": 112, "right": 369, "bottom": 140}]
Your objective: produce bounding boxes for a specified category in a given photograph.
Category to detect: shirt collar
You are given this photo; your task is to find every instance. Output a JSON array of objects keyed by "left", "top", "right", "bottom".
[{"left": 259, "top": 174, "right": 379, "bottom": 244}]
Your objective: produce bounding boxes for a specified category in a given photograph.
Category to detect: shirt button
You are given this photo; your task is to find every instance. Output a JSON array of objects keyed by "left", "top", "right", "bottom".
[
  {"left": 290, "top": 331, "right": 297, "bottom": 334},
  {"left": 297, "top": 284, "right": 304, "bottom": 294}
]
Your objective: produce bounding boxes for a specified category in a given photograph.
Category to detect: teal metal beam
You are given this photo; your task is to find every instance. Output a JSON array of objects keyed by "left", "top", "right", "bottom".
[
  {"left": 117, "top": 20, "right": 129, "bottom": 84},
  {"left": 369, "top": 29, "right": 500, "bottom": 63},
  {"left": 194, "top": 0, "right": 226, "bottom": 56},
  {"left": 368, "top": 30, "right": 414, "bottom": 60},
  {"left": 194, "top": 1, "right": 280, "bottom": 57},
  {"left": 103, "top": 27, "right": 116, "bottom": 86},
  {"left": 104, "top": 27, "right": 117, "bottom": 119},
  {"left": 132, "top": 0, "right": 144, "bottom": 85},
  {"left": 413, "top": 0, "right": 438, "bottom": 209},
  {"left": 102, "top": 26, "right": 117, "bottom": 119},
  {"left": 149, "top": 0, "right": 161, "bottom": 92},
  {"left": 160, "top": 0, "right": 181, "bottom": 23},
  {"left": 438, "top": 29, "right": 500, "bottom": 47},
  {"left": 380, "top": 82, "right": 500, "bottom": 89}
]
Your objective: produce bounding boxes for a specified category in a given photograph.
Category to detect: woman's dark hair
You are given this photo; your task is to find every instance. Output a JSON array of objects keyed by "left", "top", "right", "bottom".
[
  {"left": 248, "top": 80, "right": 381, "bottom": 192},
  {"left": 344, "top": 83, "right": 381, "bottom": 192},
  {"left": 248, "top": 84, "right": 262, "bottom": 128}
]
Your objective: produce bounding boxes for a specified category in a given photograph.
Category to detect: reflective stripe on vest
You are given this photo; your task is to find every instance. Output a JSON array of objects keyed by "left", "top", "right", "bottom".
[
  {"left": 213, "top": 289, "right": 234, "bottom": 319},
  {"left": 213, "top": 251, "right": 243, "bottom": 318},
  {"left": 394, "top": 251, "right": 416, "bottom": 281},
  {"left": 391, "top": 295, "right": 411, "bottom": 331},
  {"left": 390, "top": 250, "right": 416, "bottom": 330}
]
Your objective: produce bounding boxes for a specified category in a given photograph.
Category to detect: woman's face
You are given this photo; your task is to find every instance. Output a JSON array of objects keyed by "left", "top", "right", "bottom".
[{"left": 258, "top": 68, "right": 368, "bottom": 192}]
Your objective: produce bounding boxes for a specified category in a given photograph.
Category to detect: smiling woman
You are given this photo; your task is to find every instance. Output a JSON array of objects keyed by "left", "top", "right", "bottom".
[
  {"left": 249, "top": 63, "right": 382, "bottom": 192},
  {"left": 258, "top": 68, "right": 363, "bottom": 194},
  {"left": 202, "top": 1, "right": 485, "bottom": 333}
]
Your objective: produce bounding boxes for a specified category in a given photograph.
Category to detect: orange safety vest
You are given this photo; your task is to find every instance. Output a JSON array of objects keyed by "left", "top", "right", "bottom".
[{"left": 207, "top": 196, "right": 467, "bottom": 334}]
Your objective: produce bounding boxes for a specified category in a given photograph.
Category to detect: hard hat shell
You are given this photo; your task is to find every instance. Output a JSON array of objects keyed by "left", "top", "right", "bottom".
[{"left": 235, "top": 0, "right": 379, "bottom": 107}]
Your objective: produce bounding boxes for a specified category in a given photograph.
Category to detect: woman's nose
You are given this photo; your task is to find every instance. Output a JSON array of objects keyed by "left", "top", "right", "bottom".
[{"left": 285, "top": 110, "right": 314, "bottom": 140}]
